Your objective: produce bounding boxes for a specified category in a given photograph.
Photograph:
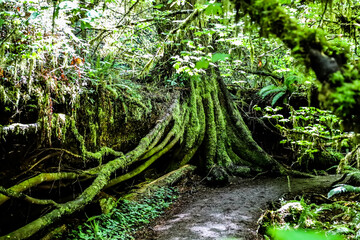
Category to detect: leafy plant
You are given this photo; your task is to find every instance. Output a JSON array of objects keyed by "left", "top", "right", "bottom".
[
  {"left": 327, "top": 184, "right": 360, "bottom": 198},
  {"left": 67, "top": 187, "right": 178, "bottom": 240},
  {"left": 256, "top": 105, "right": 349, "bottom": 170},
  {"left": 258, "top": 74, "right": 299, "bottom": 106},
  {"left": 260, "top": 198, "right": 360, "bottom": 240}
]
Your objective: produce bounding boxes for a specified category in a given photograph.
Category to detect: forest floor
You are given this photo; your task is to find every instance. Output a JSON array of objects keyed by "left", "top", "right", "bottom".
[{"left": 135, "top": 175, "right": 337, "bottom": 240}]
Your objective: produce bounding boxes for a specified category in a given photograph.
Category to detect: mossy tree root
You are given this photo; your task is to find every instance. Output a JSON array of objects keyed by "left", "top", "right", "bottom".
[
  {"left": 0, "top": 172, "right": 82, "bottom": 206},
  {"left": 105, "top": 102, "right": 189, "bottom": 188},
  {"left": 0, "top": 98, "right": 183, "bottom": 240}
]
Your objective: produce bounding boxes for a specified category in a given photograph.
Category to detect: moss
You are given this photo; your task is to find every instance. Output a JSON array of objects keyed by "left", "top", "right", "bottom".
[
  {"left": 183, "top": 78, "right": 200, "bottom": 150},
  {"left": 106, "top": 111, "right": 187, "bottom": 188},
  {"left": 203, "top": 92, "right": 216, "bottom": 168},
  {"left": 0, "top": 85, "right": 7, "bottom": 104}
]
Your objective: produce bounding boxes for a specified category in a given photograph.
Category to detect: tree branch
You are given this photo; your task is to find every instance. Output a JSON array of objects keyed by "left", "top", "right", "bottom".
[
  {"left": 0, "top": 172, "right": 84, "bottom": 206},
  {"left": 0, "top": 186, "right": 60, "bottom": 207}
]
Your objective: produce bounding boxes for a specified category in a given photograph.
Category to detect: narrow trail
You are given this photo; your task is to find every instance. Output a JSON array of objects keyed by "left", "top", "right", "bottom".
[{"left": 138, "top": 175, "right": 337, "bottom": 240}]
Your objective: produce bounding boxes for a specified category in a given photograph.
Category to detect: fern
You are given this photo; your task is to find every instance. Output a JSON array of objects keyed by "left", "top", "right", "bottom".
[
  {"left": 259, "top": 85, "right": 278, "bottom": 97},
  {"left": 259, "top": 84, "right": 287, "bottom": 105},
  {"left": 327, "top": 184, "right": 360, "bottom": 198},
  {"left": 272, "top": 91, "right": 286, "bottom": 106}
]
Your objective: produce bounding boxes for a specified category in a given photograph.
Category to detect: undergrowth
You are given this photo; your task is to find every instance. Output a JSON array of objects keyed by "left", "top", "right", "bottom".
[
  {"left": 66, "top": 187, "right": 178, "bottom": 240},
  {"left": 259, "top": 196, "right": 360, "bottom": 239}
]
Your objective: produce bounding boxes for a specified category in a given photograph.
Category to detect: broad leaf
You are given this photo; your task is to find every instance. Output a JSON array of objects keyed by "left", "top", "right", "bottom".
[
  {"left": 195, "top": 58, "right": 209, "bottom": 69},
  {"left": 86, "top": 10, "right": 100, "bottom": 19},
  {"left": 29, "top": 12, "right": 40, "bottom": 20},
  {"left": 211, "top": 53, "right": 230, "bottom": 62},
  {"left": 204, "top": 2, "right": 223, "bottom": 15}
]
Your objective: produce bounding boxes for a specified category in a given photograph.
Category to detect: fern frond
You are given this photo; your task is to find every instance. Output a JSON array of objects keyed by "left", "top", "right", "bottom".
[
  {"left": 284, "top": 75, "right": 298, "bottom": 86},
  {"left": 259, "top": 85, "right": 277, "bottom": 97},
  {"left": 327, "top": 184, "right": 360, "bottom": 198},
  {"left": 271, "top": 91, "right": 286, "bottom": 106},
  {"left": 260, "top": 87, "right": 285, "bottom": 99}
]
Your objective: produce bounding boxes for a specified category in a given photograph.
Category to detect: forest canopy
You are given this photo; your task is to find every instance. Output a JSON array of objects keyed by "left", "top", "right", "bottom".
[{"left": 0, "top": 0, "right": 360, "bottom": 239}]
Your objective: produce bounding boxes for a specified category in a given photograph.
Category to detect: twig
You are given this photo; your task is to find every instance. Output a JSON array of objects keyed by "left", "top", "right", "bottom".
[{"left": 41, "top": 148, "right": 82, "bottom": 158}]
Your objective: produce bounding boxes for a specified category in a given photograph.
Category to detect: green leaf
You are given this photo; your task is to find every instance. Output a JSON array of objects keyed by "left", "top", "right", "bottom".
[
  {"left": 259, "top": 85, "right": 276, "bottom": 94},
  {"left": 80, "top": 19, "right": 92, "bottom": 29},
  {"left": 195, "top": 58, "right": 209, "bottom": 69},
  {"left": 268, "top": 228, "right": 344, "bottom": 240},
  {"left": 272, "top": 91, "right": 286, "bottom": 106},
  {"left": 258, "top": 85, "right": 277, "bottom": 98},
  {"left": 211, "top": 53, "right": 230, "bottom": 62},
  {"left": 328, "top": 184, "right": 360, "bottom": 198},
  {"left": 253, "top": 105, "right": 262, "bottom": 111},
  {"left": 204, "top": 2, "right": 223, "bottom": 15},
  {"left": 153, "top": 4, "right": 164, "bottom": 9},
  {"left": 328, "top": 226, "right": 355, "bottom": 235}
]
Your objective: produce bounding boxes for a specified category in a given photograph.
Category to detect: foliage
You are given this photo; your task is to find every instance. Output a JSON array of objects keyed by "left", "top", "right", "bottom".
[
  {"left": 258, "top": 75, "right": 299, "bottom": 105},
  {"left": 328, "top": 184, "right": 360, "bottom": 198},
  {"left": 67, "top": 187, "right": 178, "bottom": 240},
  {"left": 260, "top": 198, "right": 360, "bottom": 239},
  {"left": 1, "top": 0, "right": 360, "bottom": 238},
  {"left": 255, "top": 105, "right": 349, "bottom": 169}
]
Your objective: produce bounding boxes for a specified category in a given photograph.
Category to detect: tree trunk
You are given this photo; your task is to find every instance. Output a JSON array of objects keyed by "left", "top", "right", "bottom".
[{"left": 175, "top": 68, "right": 278, "bottom": 182}]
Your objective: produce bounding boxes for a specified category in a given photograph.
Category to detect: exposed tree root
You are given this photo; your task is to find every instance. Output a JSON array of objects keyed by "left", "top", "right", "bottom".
[
  {"left": 0, "top": 172, "right": 83, "bottom": 206},
  {"left": 124, "top": 164, "right": 196, "bottom": 201},
  {"left": 0, "top": 98, "right": 181, "bottom": 239},
  {"left": 0, "top": 186, "right": 60, "bottom": 207}
]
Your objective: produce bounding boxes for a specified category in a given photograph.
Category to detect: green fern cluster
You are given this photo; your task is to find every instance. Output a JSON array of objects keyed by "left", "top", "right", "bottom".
[
  {"left": 258, "top": 76, "right": 298, "bottom": 105},
  {"left": 328, "top": 184, "right": 360, "bottom": 198}
]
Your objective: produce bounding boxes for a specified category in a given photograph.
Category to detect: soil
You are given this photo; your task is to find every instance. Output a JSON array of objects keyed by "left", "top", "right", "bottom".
[{"left": 135, "top": 175, "right": 338, "bottom": 240}]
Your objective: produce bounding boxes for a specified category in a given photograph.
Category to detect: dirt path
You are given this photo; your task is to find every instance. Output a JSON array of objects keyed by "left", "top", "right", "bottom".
[{"left": 137, "top": 175, "right": 337, "bottom": 240}]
